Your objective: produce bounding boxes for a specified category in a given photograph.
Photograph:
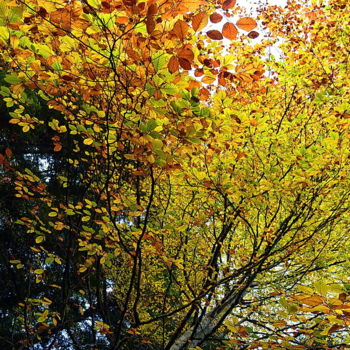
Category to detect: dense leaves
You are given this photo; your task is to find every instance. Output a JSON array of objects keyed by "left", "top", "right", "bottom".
[{"left": 0, "top": 0, "right": 349, "bottom": 349}]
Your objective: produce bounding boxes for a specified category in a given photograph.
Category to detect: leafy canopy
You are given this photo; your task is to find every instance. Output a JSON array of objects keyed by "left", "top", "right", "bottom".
[{"left": 0, "top": 0, "right": 349, "bottom": 349}]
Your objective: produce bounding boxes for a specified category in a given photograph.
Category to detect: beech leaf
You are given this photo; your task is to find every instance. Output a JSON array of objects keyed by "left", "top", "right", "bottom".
[
  {"left": 236, "top": 17, "right": 257, "bottom": 31},
  {"left": 210, "top": 13, "right": 223, "bottom": 23},
  {"left": 192, "top": 11, "right": 208, "bottom": 32},
  {"left": 173, "top": 20, "right": 189, "bottom": 40},
  {"left": 206, "top": 30, "right": 223, "bottom": 40},
  {"left": 222, "top": 22, "right": 238, "bottom": 40}
]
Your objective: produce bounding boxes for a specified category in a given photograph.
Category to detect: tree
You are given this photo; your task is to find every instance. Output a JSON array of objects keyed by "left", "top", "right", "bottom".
[{"left": 0, "top": 0, "right": 349, "bottom": 349}]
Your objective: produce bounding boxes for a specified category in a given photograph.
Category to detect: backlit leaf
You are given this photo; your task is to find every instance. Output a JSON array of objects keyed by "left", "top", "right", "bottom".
[
  {"left": 222, "top": 22, "right": 238, "bottom": 39},
  {"left": 83, "top": 138, "right": 94, "bottom": 145},
  {"left": 192, "top": 11, "right": 208, "bottom": 32},
  {"left": 236, "top": 17, "right": 257, "bottom": 31},
  {"left": 173, "top": 20, "right": 189, "bottom": 40}
]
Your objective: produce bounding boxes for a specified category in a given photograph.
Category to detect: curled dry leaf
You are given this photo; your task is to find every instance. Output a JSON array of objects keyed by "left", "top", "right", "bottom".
[
  {"left": 248, "top": 30, "right": 259, "bottom": 39},
  {"left": 236, "top": 17, "right": 257, "bottom": 31},
  {"left": 192, "top": 11, "right": 208, "bottom": 32},
  {"left": 206, "top": 30, "right": 223, "bottom": 40},
  {"left": 210, "top": 13, "right": 223, "bottom": 23},
  {"left": 222, "top": 22, "right": 238, "bottom": 40}
]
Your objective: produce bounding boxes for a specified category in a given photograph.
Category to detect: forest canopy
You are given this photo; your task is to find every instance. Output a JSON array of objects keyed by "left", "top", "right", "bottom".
[{"left": 0, "top": 0, "right": 349, "bottom": 349}]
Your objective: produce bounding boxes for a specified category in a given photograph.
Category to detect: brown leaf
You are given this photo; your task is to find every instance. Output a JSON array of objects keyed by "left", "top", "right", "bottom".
[
  {"left": 50, "top": 9, "right": 72, "bottom": 31},
  {"left": 62, "top": 75, "right": 74, "bottom": 81},
  {"left": 207, "top": 30, "right": 223, "bottom": 40},
  {"left": 210, "top": 13, "right": 223, "bottom": 23},
  {"left": 192, "top": 11, "right": 208, "bottom": 32},
  {"left": 147, "top": 3, "right": 158, "bottom": 15},
  {"left": 236, "top": 17, "right": 257, "bottom": 31},
  {"left": 178, "top": 58, "right": 191, "bottom": 70},
  {"left": 248, "top": 30, "right": 259, "bottom": 39},
  {"left": 168, "top": 56, "right": 179, "bottom": 73},
  {"left": 222, "top": 0, "right": 236, "bottom": 10},
  {"left": 328, "top": 324, "right": 343, "bottom": 334},
  {"left": 177, "top": 45, "right": 194, "bottom": 63},
  {"left": 222, "top": 22, "right": 238, "bottom": 40},
  {"left": 146, "top": 16, "right": 156, "bottom": 34},
  {"left": 173, "top": 20, "right": 189, "bottom": 40}
]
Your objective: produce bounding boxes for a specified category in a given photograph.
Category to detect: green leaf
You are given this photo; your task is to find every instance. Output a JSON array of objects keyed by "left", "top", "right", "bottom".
[
  {"left": 4, "top": 74, "right": 20, "bottom": 84},
  {"left": 161, "top": 83, "right": 179, "bottom": 95},
  {"left": 152, "top": 52, "right": 167, "bottom": 72}
]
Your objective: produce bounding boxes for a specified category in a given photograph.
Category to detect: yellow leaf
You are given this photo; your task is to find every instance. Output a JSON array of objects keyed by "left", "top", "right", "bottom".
[
  {"left": 35, "top": 236, "right": 44, "bottom": 243},
  {"left": 48, "top": 211, "right": 57, "bottom": 217},
  {"left": 83, "top": 138, "right": 94, "bottom": 145},
  {"left": 0, "top": 26, "right": 9, "bottom": 41},
  {"left": 34, "top": 269, "right": 44, "bottom": 274}
]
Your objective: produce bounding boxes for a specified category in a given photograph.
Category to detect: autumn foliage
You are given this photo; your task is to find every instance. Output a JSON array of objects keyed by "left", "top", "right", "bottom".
[{"left": 0, "top": 0, "right": 350, "bottom": 349}]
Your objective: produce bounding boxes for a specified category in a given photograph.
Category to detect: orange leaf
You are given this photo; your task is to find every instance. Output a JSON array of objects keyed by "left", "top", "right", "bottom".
[
  {"left": 173, "top": 20, "right": 189, "bottom": 40},
  {"left": 54, "top": 144, "right": 62, "bottom": 152},
  {"left": 5, "top": 148, "right": 12, "bottom": 158},
  {"left": 194, "top": 68, "right": 204, "bottom": 77},
  {"left": 207, "top": 30, "right": 223, "bottom": 40},
  {"left": 192, "top": 11, "right": 208, "bottom": 32},
  {"left": 199, "top": 87, "right": 210, "bottom": 100},
  {"left": 210, "top": 13, "right": 223, "bottom": 23},
  {"left": 300, "top": 296, "right": 324, "bottom": 306},
  {"left": 188, "top": 80, "right": 200, "bottom": 89},
  {"left": 202, "top": 76, "right": 216, "bottom": 84},
  {"left": 168, "top": 56, "right": 179, "bottom": 73},
  {"left": 236, "top": 17, "right": 257, "bottom": 32},
  {"left": 222, "top": 22, "right": 238, "bottom": 40},
  {"left": 222, "top": 0, "right": 236, "bottom": 10},
  {"left": 116, "top": 16, "right": 129, "bottom": 24}
]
